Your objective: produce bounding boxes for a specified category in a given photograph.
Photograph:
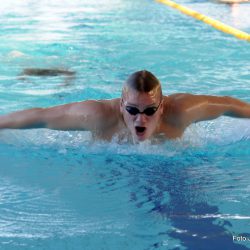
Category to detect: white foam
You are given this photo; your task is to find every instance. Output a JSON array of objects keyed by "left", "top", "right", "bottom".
[
  {"left": 189, "top": 214, "right": 250, "bottom": 220},
  {"left": 1, "top": 117, "right": 250, "bottom": 157}
]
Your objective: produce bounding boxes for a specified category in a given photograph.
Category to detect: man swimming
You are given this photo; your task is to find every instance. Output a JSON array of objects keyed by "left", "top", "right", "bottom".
[
  {"left": 0, "top": 70, "right": 250, "bottom": 142},
  {"left": 21, "top": 68, "right": 75, "bottom": 77},
  {"left": 19, "top": 68, "right": 76, "bottom": 87}
]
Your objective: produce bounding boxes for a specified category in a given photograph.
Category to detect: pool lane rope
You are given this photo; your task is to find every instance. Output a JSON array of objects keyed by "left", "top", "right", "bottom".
[{"left": 156, "top": 0, "right": 250, "bottom": 42}]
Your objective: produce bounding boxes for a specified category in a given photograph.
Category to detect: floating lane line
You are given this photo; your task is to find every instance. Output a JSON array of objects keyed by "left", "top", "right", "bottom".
[{"left": 156, "top": 0, "right": 250, "bottom": 42}]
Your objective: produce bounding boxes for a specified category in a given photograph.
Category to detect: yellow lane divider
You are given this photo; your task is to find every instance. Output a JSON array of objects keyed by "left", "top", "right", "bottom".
[{"left": 156, "top": 0, "right": 250, "bottom": 42}]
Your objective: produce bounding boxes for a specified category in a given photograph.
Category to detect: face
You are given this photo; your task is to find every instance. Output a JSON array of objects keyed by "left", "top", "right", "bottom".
[{"left": 120, "top": 88, "right": 163, "bottom": 142}]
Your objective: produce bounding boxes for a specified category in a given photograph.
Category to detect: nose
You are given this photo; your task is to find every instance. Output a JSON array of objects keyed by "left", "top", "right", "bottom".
[{"left": 135, "top": 113, "right": 147, "bottom": 123}]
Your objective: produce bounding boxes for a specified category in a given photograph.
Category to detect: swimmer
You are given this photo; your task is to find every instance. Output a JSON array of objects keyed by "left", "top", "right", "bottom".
[
  {"left": 19, "top": 68, "right": 76, "bottom": 86},
  {"left": 215, "top": 0, "right": 249, "bottom": 3},
  {"left": 21, "top": 68, "right": 75, "bottom": 77},
  {"left": 1, "top": 70, "right": 250, "bottom": 142}
]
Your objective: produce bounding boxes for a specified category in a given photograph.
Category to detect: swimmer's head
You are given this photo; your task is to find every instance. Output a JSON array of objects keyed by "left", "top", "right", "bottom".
[
  {"left": 122, "top": 70, "right": 162, "bottom": 98},
  {"left": 120, "top": 70, "right": 163, "bottom": 142}
]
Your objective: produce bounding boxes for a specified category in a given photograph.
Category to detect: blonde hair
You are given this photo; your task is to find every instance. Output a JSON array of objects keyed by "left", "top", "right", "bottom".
[{"left": 122, "top": 70, "right": 162, "bottom": 97}]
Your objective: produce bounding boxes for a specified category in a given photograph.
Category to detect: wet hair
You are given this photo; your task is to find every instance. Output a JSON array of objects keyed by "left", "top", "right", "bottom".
[{"left": 122, "top": 70, "right": 162, "bottom": 96}]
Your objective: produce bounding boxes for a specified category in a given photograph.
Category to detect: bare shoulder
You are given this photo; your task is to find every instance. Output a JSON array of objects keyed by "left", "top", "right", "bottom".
[
  {"left": 164, "top": 93, "right": 195, "bottom": 113},
  {"left": 167, "top": 93, "right": 213, "bottom": 108},
  {"left": 55, "top": 98, "right": 118, "bottom": 114},
  {"left": 163, "top": 93, "right": 235, "bottom": 126},
  {"left": 69, "top": 98, "right": 120, "bottom": 121},
  {"left": 168, "top": 93, "right": 196, "bottom": 103},
  {"left": 163, "top": 93, "right": 206, "bottom": 125},
  {"left": 42, "top": 98, "right": 120, "bottom": 131},
  {"left": 65, "top": 99, "right": 110, "bottom": 113},
  {"left": 83, "top": 98, "right": 119, "bottom": 112}
]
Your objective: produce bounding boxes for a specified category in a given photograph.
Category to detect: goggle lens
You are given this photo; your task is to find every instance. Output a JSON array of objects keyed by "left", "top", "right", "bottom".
[{"left": 125, "top": 106, "right": 158, "bottom": 116}]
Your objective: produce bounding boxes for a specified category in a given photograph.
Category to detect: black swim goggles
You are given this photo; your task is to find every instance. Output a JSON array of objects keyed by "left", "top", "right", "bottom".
[{"left": 123, "top": 99, "right": 162, "bottom": 116}]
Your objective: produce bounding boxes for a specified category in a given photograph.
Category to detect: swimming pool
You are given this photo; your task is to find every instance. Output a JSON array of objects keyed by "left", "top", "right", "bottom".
[{"left": 0, "top": 0, "right": 250, "bottom": 249}]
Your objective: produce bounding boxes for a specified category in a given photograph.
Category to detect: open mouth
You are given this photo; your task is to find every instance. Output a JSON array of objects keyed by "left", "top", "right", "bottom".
[{"left": 135, "top": 126, "right": 146, "bottom": 133}]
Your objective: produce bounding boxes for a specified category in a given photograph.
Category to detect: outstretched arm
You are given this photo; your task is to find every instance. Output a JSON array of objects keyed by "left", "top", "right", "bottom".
[
  {"left": 0, "top": 100, "right": 109, "bottom": 131},
  {"left": 170, "top": 94, "right": 250, "bottom": 126}
]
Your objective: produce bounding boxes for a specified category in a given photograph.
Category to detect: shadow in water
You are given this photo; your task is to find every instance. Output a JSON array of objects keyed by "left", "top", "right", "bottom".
[{"left": 127, "top": 155, "right": 250, "bottom": 250}]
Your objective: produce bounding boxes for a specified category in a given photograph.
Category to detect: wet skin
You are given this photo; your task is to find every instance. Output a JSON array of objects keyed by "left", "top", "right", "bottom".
[
  {"left": 120, "top": 89, "right": 164, "bottom": 141},
  {"left": 0, "top": 88, "right": 250, "bottom": 143}
]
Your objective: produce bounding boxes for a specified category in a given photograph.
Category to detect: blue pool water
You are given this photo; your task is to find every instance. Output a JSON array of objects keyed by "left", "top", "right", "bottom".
[{"left": 0, "top": 0, "right": 250, "bottom": 249}]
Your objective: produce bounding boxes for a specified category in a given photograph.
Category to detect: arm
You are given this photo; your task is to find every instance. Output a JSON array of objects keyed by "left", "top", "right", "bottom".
[
  {"left": 170, "top": 94, "right": 250, "bottom": 126},
  {"left": 0, "top": 100, "right": 109, "bottom": 131}
]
